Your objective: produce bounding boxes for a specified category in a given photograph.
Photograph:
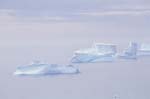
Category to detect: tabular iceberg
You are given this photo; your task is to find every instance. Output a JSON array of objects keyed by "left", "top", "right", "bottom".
[
  {"left": 71, "top": 43, "right": 117, "bottom": 63},
  {"left": 14, "top": 61, "right": 79, "bottom": 76},
  {"left": 118, "top": 42, "right": 138, "bottom": 59},
  {"left": 137, "top": 43, "right": 150, "bottom": 56}
]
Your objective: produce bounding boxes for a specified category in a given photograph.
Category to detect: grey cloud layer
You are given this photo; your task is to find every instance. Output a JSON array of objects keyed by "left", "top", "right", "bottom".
[
  {"left": 76, "top": 9, "right": 150, "bottom": 16},
  {"left": 0, "top": 9, "right": 150, "bottom": 23}
]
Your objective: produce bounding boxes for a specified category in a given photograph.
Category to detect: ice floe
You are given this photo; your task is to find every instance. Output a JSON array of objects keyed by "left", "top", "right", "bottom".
[
  {"left": 71, "top": 43, "right": 117, "bottom": 63},
  {"left": 14, "top": 61, "right": 79, "bottom": 76}
]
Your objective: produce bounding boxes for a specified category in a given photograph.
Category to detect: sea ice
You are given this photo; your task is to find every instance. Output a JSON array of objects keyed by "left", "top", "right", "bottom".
[
  {"left": 118, "top": 42, "right": 138, "bottom": 59},
  {"left": 71, "top": 43, "right": 117, "bottom": 63},
  {"left": 14, "top": 61, "right": 79, "bottom": 76},
  {"left": 137, "top": 43, "right": 150, "bottom": 56}
]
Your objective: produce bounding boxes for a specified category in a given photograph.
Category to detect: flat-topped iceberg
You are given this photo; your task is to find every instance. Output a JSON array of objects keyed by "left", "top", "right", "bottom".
[
  {"left": 71, "top": 43, "right": 117, "bottom": 63},
  {"left": 14, "top": 61, "right": 79, "bottom": 76},
  {"left": 137, "top": 43, "right": 150, "bottom": 56},
  {"left": 118, "top": 42, "right": 138, "bottom": 59}
]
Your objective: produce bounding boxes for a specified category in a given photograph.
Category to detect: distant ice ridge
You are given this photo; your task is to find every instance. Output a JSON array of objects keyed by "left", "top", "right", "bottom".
[
  {"left": 14, "top": 61, "right": 79, "bottom": 76},
  {"left": 137, "top": 43, "right": 150, "bottom": 56},
  {"left": 118, "top": 42, "right": 138, "bottom": 59},
  {"left": 71, "top": 43, "right": 117, "bottom": 63}
]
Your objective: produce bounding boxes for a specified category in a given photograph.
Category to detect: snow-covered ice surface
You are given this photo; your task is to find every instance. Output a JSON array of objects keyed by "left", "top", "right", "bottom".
[
  {"left": 94, "top": 43, "right": 117, "bottom": 55},
  {"left": 14, "top": 61, "right": 79, "bottom": 76},
  {"left": 71, "top": 43, "right": 117, "bottom": 63}
]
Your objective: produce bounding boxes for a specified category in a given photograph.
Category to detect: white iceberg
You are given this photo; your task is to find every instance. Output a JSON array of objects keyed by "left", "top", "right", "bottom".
[
  {"left": 71, "top": 43, "right": 117, "bottom": 63},
  {"left": 137, "top": 43, "right": 150, "bottom": 56},
  {"left": 118, "top": 42, "right": 138, "bottom": 59},
  {"left": 14, "top": 61, "right": 79, "bottom": 76}
]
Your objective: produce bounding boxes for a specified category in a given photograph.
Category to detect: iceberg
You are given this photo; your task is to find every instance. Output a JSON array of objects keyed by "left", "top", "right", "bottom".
[
  {"left": 14, "top": 61, "right": 79, "bottom": 76},
  {"left": 118, "top": 42, "right": 138, "bottom": 59},
  {"left": 71, "top": 43, "right": 117, "bottom": 63},
  {"left": 137, "top": 43, "right": 150, "bottom": 56}
]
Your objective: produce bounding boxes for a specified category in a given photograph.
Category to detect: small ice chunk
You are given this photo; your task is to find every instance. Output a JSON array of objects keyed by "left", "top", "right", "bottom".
[
  {"left": 137, "top": 43, "right": 150, "bottom": 56},
  {"left": 14, "top": 61, "right": 79, "bottom": 76},
  {"left": 118, "top": 42, "right": 138, "bottom": 59},
  {"left": 71, "top": 43, "right": 117, "bottom": 63}
]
